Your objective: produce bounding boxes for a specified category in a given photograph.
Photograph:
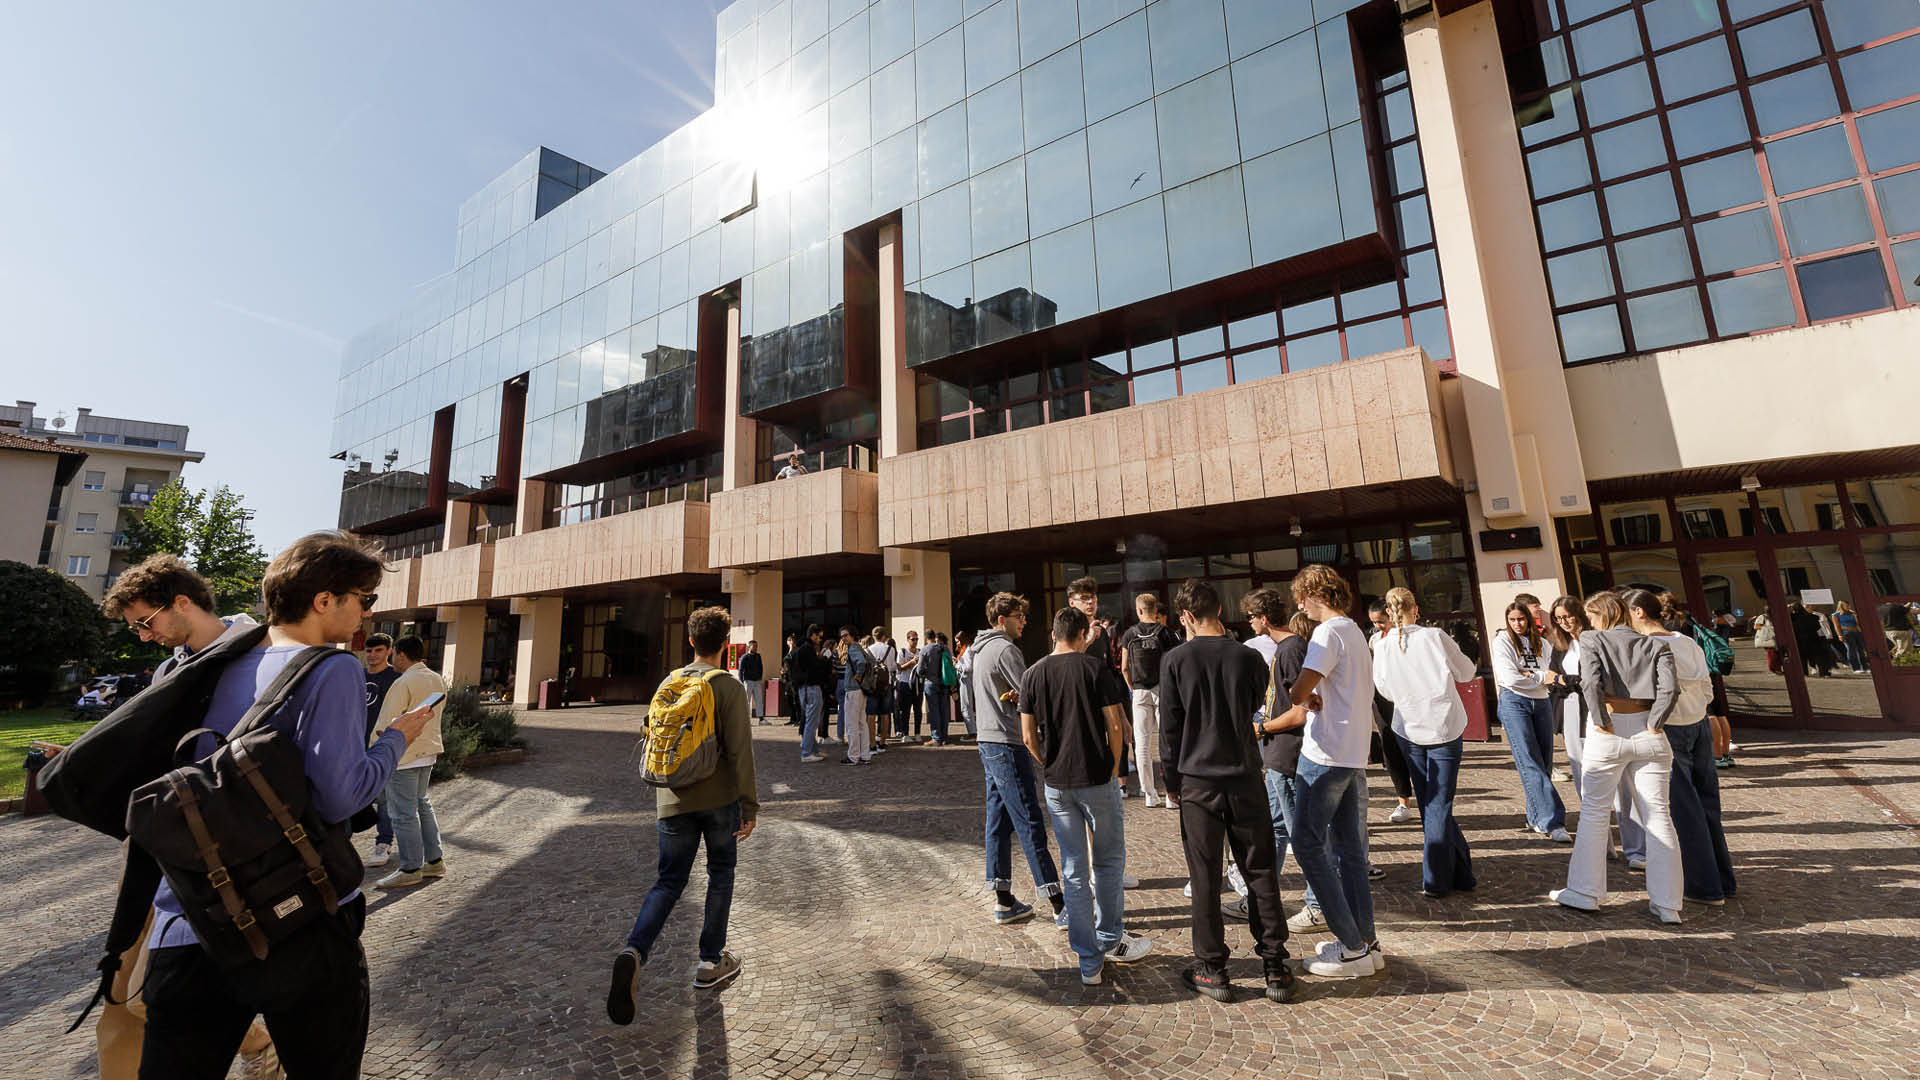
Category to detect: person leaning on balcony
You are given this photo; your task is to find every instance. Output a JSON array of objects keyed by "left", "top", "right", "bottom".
[{"left": 776, "top": 449, "right": 808, "bottom": 479}]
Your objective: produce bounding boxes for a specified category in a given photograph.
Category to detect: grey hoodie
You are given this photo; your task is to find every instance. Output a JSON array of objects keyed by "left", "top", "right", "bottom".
[{"left": 969, "top": 627, "right": 1028, "bottom": 745}]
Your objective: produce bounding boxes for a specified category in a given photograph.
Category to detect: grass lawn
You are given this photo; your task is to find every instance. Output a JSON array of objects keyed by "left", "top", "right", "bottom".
[{"left": 1, "top": 707, "right": 96, "bottom": 802}]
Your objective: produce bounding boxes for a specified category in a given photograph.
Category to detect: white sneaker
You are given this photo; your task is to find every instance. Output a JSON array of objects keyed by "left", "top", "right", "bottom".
[
  {"left": 1143, "top": 795, "right": 1159, "bottom": 808},
  {"left": 1549, "top": 827, "right": 1574, "bottom": 844},
  {"left": 366, "top": 842, "right": 392, "bottom": 868},
  {"left": 1121, "top": 873, "right": 1140, "bottom": 889},
  {"left": 1650, "top": 903, "right": 1684, "bottom": 925},
  {"left": 1080, "top": 963, "right": 1104, "bottom": 986},
  {"left": 1105, "top": 933, "right": 1153, "bottom": 965},
  {"left": 1286, "top": 906, "right": 1326, "bottom": 931},
  {"left": 1627, "top": 855, "right": 1648, "bottom": 871},
  {"left": 1387, "top": 803, "right": 1413, "bottom": 824},
  {"left": 1549, "top": 887, "right": 1599, "bottom": 912},
  {"left": 375, "top": 868, "right": 424, "bottom": 889},
  {"left": 801, "top": 753, "right": 827, "bottom": 763},
  {"left": 692, "top": 950, "right": 743, "bottom": 989},
  {"left": 1305, "top": 942, "right": 1378, "bottom": 978},
  {"left": 1226, "top": 861, "right": 1247, "bottom": 896},
  {"left": 1309, "top": 938, "right": 1386, "bottom": 973},
  {"left": 1182, "top": 880, "right": 1193, "bottom": 898}
]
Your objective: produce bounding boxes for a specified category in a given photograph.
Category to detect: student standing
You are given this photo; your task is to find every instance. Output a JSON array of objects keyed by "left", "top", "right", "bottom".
[
  {"left": 369, "top": 634, "right": 450, "bottom": 890},
  {"left": 1639, "top": 591, "right": 1737, "bottom": 907},
  {"left": 1267, "top": 566, "right": 1383, "bottom": 979},
  {"left": 1021, "top": 606, "right": 1151, "bottom": 986},
  {"left": 867, "top": 628, "right": 898, "bottom": 751},
  {"left": 1492, "top": 602, "right": 1571, "bottom": 842},
  {"left": 970, "top": 594, "right": 1067, "bottom": 927},
  {"left": 609, "top": 606, "right": 758, "bottom": 1020},
  {"left": 1369, "top": 588, "right": 1478, "bottom": 898},
  {"left": 792, "top": 626, "right": 829, "bottom": 763},
  {"left": 737, "top": 640, "right": 765, "bottom": 724},
  {"left": 1364, "top": 601, "right": 1418, "bottom": 824},
  {"left": 1550, "top": 591, "right": 1684, "bottom": 923},
  {"left": 1118, "top": 593, "right": 1181, "bottom": 807},
  {"left": 360, "top": 632, "right": 401, "bottom": 867},
  {"left": 1545, "top": 598, "right": 1640, "bottom": 867},
  {"left": 1161, "top": 580, "right": 1293, "bottom": 1003},
  {"left": 894, "top": 630, "right": 923, "bottom": 740},
  {"left": 836, "top": 627, "right": 874, "bottom": 766}
]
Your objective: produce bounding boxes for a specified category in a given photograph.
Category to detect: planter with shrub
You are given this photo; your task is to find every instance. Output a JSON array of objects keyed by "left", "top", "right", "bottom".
[{"left": 431, "top": 687, "right": 527, "bottom": 783}]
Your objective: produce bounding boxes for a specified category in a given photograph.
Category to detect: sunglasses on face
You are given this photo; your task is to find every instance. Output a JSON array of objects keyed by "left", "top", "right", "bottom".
[
  {"left": 343, "top": 591, "right": 378, "bottom": 610},
  {"left": 130, "top": 608, "right": 164, "bottom": 634}
]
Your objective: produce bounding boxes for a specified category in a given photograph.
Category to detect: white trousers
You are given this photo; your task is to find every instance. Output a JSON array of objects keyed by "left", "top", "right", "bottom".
[
  {"left": 1130, "top": 687, "right": 1160, "bottom": 800},
  {"left": 1562, "top": 710, "right": 1682, "bottom": 911},
  {"left": 845, "top": 689, "right": 871, "bottom": 762},
  {"left": 1565, "top": 712, "right": 1644, "bottom": 857}
]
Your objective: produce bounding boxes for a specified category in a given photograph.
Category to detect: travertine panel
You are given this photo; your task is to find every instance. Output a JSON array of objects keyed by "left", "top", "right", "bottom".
[
  {"left": 492, "top": 500, "right": 710, "bottom": 596},
  {"left": 707, "top": 468, "right": 881, "bottom": 568},
  {"left": 370, "top": 557, "right": 420, "bottom": 616},
  {"left": 417, "top": 543, "right": 494, "bottom": 607},
  {"left": 877, "top": 348, "right": 1452, "bottom": 548}
]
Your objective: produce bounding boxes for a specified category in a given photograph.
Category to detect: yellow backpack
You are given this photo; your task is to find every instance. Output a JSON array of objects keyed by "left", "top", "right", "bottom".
[{"left": 641, "top": 667, "right": 726, "bottom": 788}]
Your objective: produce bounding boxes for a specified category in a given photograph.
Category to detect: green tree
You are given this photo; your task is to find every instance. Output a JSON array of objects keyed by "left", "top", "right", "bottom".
[
  {"left": 193, "top": 486, "right": 269, "bottom": 615},
  {"left": 122, "top": 479, "right": 202, "bottom": 563},
  {"left": 0, "top": 561, "right": 108, "bottom": 704}
]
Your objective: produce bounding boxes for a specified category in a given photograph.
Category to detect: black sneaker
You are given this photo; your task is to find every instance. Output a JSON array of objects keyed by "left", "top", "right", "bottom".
[
  {"left": 607, "top": 946, "right": 645, "bottom": 1025},
  {"left": 839, "top": 757, "right": 858, "bottom": 765},
  {"left": 1262, "top": 958, "right": 1296, "bottom": 1003},
  {"left": 1181, "top": 964, "right": 1233, "bottom": 1002}
]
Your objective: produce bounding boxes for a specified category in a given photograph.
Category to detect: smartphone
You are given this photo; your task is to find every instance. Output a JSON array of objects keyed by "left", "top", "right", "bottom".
[{"left": 417, "top": 691, "right": 447, "bottom": 711}]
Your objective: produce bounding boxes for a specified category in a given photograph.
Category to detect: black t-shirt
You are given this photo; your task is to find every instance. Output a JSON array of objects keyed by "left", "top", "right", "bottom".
[
  {"left": 364, "top": 665, "right": 401, "bottom": 742},
  {"left": 1159, "top": 635, "right": 1270, "bottom": 794},
  {"left": 1020, "top": 651, "right": 1126, "bottom": 790},
  {"left": 1120, "top": 621, "right": 1181, "bottom": 688},
  {"left": 1257, "top": 636, "right": 1309, "bottom": 776}
]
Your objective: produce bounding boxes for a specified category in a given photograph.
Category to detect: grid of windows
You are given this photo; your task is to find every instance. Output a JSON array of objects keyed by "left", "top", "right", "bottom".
[
  {"left": 916, "top": 65, "right": 1453, "bottom": 447},
  {"left": 545, "top": 451, "right": 722, "bottom": 527},
  {"left": 1517, "top": 0, "right": 1920, "bottom": 364}
]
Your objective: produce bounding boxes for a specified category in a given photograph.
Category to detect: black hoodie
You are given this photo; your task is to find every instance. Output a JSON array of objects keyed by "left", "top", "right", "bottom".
[{"left": 1158, "top": 634, "right": 1270, "bottom": 796}]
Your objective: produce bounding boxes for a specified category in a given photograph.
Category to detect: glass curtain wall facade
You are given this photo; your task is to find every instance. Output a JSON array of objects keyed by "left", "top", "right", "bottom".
[
  {"left": 1514, "top": 0, "right": 1920, "bottom": 364},
  {"left": 335, "top": 0, "right": 1444, "bottom": 534}
]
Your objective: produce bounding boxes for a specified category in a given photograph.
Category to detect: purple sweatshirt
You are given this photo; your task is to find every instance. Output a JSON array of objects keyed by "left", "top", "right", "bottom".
[{"left": 149, "top": 645, "right": 405, "bottom": 949}]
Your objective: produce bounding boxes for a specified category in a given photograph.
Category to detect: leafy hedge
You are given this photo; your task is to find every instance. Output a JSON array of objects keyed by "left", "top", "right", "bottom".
[{"left": 431, "top": 686, "right": 526, "bottom": 782}]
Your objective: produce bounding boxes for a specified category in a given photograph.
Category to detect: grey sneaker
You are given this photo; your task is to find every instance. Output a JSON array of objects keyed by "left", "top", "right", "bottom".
[
  {"left": 693, "top": 950, "right": 742, "bottom": 990},
  {"left": 607, "top": 947, "right": 645, "bottom": 1024},
  {"left": 365, "top": 842, "right": 392, "bottom": 868},
  {"left": 1222, "top": 897, "right": 1251, "bottom": 922},
  {"left": 1549, "top": 827, "right": 1574, "bottom": 844},
  {"left": 1286, "top": 906, "right": 1326, "bottom": 932}
]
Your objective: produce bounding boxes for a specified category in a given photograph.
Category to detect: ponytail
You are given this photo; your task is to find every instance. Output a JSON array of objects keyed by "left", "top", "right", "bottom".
[
  {"left": 1620, "top": 588, "right": 1664, "bottom": 627},
  {"left": 1384, "top": 586, "right": 1418, "bottom": 652}
]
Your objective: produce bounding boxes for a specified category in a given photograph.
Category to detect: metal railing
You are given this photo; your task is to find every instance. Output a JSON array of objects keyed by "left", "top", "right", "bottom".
[{"left": 117, "top": 488, "right": 155, "bottom": 508}]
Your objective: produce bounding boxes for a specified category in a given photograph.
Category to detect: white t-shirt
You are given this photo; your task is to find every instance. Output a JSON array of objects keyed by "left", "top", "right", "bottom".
[
  {"left": 1370, "top": 624, "right": 1477, "bottom": 746},
  {"left": 1300, "top": 615, "right": 1375, "bottom": 769}
]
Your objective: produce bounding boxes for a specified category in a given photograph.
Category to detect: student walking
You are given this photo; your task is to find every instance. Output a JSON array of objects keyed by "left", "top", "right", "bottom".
[
  {"left": 1369, "top": 588, "right": 1479, "bottom": 898},
  {"left": 1267, "top": 566, "right": 1383, "bottom": 978},
  {"left": 1493, "top": 602, "right": 1571, "bottom": 842},
  {"left": 970, "top": 594, "right": 1066, "bottom": 926},
  {"left": 1550, "top": 591, "right": 1685, "bottom": 923},
  {"left": 1161, "top": 580, "right": 1293, "bottom": 1003},
  {"left": 1118, "top": 593, "right": 1181, "bottom": 806},
  {"left": 609, "top": 606, "right": 759, "bottom": 1021},
  {"left": 1020, "top": 605, "right": 1151, "bottom": 986}
]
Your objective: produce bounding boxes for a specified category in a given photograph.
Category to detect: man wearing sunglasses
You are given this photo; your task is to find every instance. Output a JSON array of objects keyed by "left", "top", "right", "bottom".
[{"left": 101, "top": 554, "right": 231, "bottom": 671}]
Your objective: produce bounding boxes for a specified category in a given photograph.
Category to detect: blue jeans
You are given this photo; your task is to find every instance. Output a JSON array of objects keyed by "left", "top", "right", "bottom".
[
  {"left": 798, "top": 685, "right": 824, "bottom": 757},
  {"left": 1498, "top": 690, "right": 1565, "bottom": 832},
  {"left": 980, "top": 742, "right": 1061, "bottom": 896},
  {"left": 835, "top": 687, "right": 848, "bottom": 739},
  {"left": 924, "top": 684, "right": 951, "bottom": 742},
  {"left": 1262, "top": 769, "right": 1315, "bottom": 910},
  {"left": 374, "top": 798, "right": 393, "bottom": 846},
  {"left": 1043, "top": 778, "right": 1126, "bottom": 977},
  {"left": 1397, "top": 735, "right": 1476, "bottom": 896},
  {"left": 383, "top": 766, "right": 442, "bottom": 871},
  {"left": 1665, "top": 723, "right": 1737, "bottom": 901},
  {"left": 626, "top": 802, "right": 740, "bottom": 962},
  {"left": 1291, "top": 758, "right": 1375, "bottom": 951},
  {"left": 1842, "top": 630, "right": 1868, "bottom": 670}
]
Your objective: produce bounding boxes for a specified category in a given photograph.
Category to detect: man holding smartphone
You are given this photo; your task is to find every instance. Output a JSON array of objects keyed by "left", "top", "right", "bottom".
[{"left": 369, "top": 634, "right": 449, "bottom": 889}]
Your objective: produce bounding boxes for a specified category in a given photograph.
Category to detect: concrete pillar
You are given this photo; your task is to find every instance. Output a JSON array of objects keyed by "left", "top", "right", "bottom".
[
  {"left": 443, "top": 500, "right": 476, "bottom": 549},
  {"left": 437, "top": 604, "right": 487, "bottom": 687},
  {"left": 515, "top": 479, "right": 549, "bottom": 535},
  {"left": 725, "top": 568, "right": 785, "bottom": 679},
  {"left": 1405, "top": 5, "right": 1584, "bottom": 618},
  {"left": 885, "top": 546, "right": 951, "bottom": 645},
  {"left": 511, "top": 596, "right": 564, "bottom": 708},
  {"left": 877, "top": 221, "right": 915, "bottom": 459},
  {"left": 720, "top": 297, "right": 761, "bottom": 491}
]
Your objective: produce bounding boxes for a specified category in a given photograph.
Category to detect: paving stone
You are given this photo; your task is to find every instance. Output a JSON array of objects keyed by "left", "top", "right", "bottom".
[{"left": 1, "top": 711, "right": 1916, "bottom": 1078}]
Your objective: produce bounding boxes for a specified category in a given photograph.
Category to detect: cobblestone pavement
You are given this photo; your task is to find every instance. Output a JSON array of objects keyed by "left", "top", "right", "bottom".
[{"left": 4, "top": 708, "right": 1918, "bottom": 1079}]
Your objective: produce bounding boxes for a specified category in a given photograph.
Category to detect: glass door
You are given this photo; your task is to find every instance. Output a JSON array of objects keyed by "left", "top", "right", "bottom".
[
  {"left": 1690, "top": 550, "right": 1797, "bottom": 722},
  {"left": 1775, "top": 543, "right": 1882, "bottom": 721}
]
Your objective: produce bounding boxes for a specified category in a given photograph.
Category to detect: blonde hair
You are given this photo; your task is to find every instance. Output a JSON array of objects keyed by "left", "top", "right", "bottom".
[
  {"left": 1288, "top": 611, "right": 1317, "bottom": 638},
  {"left": 1290, "top": 564, "right": 1353, "bottom": 613},
  {"left": 1383, "top": 587, "right": 1418, "bottom": 651},
  {"left": 1584, "top": 591, "right": 1627, "bottom": 630}
]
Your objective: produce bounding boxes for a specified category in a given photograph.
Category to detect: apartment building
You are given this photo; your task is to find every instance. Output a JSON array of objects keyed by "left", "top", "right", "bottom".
[
  {"left": 334, "top": 0, "right": 1920, "bottom": 729},
  {"left": 0, "top": 402, "right": 207, "bottom": 600}
]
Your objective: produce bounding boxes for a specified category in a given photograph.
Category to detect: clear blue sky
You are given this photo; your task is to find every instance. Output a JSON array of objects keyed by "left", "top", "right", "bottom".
[{"left": 0, "top": 1, "right": 719, "bottom": 553}]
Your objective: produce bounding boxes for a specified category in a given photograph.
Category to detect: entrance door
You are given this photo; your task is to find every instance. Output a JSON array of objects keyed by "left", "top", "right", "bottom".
[{"left": 1687, "top": 550, "right": 1797, "bottom": 723}]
